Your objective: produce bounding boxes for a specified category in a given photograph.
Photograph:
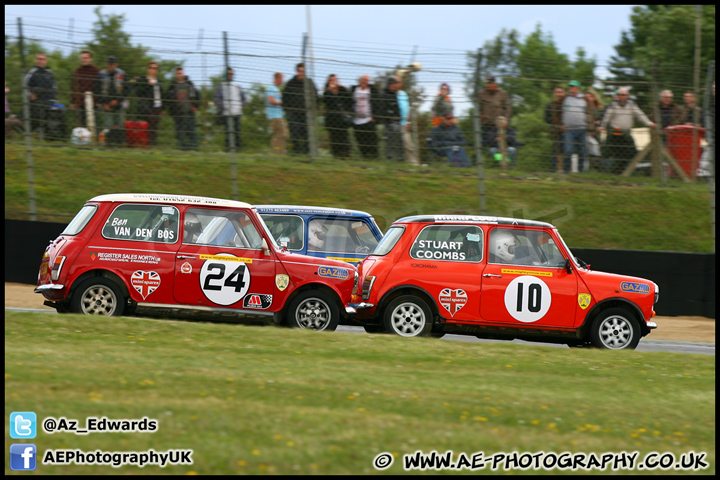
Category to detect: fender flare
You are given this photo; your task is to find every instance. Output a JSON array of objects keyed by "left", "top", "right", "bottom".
[{"left": 580, "top": 297, "right": 650, "bottom": 337}]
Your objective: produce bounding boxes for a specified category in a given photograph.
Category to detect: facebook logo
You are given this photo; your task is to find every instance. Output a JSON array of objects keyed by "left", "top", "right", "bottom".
[
  {"left": 10, "top": 412, "right": 37, "bottom": 439},
  {"left": 10, "top": 444, "right": 37, "bottom": 471}
]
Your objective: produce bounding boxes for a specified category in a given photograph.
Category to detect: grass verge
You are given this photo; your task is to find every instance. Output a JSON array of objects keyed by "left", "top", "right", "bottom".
[
  {"left": 4, "top": 144, "right": 714, "bottom": 252},
  {"left": 4, "top": 311, "right": 715, "bottom": 475}
]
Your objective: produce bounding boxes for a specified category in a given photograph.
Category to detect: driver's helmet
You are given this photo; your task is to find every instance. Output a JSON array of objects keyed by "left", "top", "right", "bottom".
[
  {"left": 183, "top": 213, "right": 202, "bottom": 243},
  {"left": 308, "top": 221, "right": 326, "bottom": 250},
  {"left": 491, "top": 230, "right": 516, "bottom": 263}
]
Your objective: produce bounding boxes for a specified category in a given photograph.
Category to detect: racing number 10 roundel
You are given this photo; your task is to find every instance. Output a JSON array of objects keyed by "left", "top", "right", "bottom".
[
  {"left": 503, "top": 275, "right": 552, "bottom": 323},
  {"left": 199, "top": 253, "right": 251, "bottom": 306}
]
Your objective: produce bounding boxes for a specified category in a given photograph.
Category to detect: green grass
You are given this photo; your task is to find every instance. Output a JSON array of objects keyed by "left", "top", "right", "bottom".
[
  {"left": 5, "top": 312, "right": 715, "bottom": 474},
  {"left": 4, "top": 143, "right": 714, "bottom": 252}
]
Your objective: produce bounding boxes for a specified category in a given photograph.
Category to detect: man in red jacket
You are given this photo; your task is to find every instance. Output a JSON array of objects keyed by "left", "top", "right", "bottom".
[{"left": 69, "top": 50, "right": 99, "bottom": 128}]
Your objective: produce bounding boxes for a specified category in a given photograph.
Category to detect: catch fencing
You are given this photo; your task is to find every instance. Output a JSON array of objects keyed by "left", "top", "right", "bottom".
[{"left": 3, "top": 14, "right": 716, "bottom": 251}]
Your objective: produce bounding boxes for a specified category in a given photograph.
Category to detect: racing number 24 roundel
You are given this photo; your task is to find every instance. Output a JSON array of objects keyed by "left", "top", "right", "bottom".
[
  {"left": 199, "top": 253, "right": 251, "bottom": 306},
  {"left": 503, "top": 275, "right": 551, "bottom": 323}
]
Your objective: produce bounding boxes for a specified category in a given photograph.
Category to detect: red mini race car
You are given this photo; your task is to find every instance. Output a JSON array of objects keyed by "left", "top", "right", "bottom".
[
  {"left": 35, "top": 194, "right": 358, "bottom": 331},
  {"left": 351, "top": 215, "right": 659, "bottom": 349}
]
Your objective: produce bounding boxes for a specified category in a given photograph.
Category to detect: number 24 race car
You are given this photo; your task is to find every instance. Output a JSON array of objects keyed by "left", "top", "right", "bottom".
[{"left": 34, "top": 194, "right": 359, "bottom": 331}]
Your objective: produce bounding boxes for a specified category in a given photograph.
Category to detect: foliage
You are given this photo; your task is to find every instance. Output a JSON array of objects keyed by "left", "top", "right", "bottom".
[{"left": 607, "top": 5, "right": 716, "bottom": 111}]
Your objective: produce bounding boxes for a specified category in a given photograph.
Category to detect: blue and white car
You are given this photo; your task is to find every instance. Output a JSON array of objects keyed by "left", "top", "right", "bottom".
[{"left": 256, "top": 205, "right": 383, "bottom": 266}]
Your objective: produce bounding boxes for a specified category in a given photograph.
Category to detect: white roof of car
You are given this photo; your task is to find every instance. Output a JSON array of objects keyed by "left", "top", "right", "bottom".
[
  {"left": 88, "top": 193, "right": 252, "bottom": 209},
  {"left": 255, "top": 204, "right": 372, "bottom": 217}
]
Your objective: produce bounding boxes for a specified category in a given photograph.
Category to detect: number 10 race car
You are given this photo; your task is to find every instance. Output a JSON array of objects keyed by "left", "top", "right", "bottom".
[{"left": 350, "top": 215, "right": 658, "bottom": 349}]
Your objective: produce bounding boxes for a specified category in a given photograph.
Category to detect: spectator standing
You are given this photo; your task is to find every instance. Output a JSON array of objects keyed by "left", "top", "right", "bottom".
[
  {"left": 431, "top": 83, "right": 454, "bottom": 127},
  {"left": 681, "top": 91, "right": 703, "bottom": 127},
  {"left": 96, "top": 56, "right": 129, "bottom": 138},
  {"left": 69, "top": 50, "right": 99, "bottom": 128},
  {"left": 544, "top": 85, "right": 565, "bottom": 171},
  {"left": 584, "top": 89, "right": 603, "bottom": 167},
  {"left": 350, "top": 74, "right": 380, "bottom": 159},
  {"left": 561, "top": 80, "right": 591, "bottom": 173},
  {"left": 397, "top": 79, "right": 420, "bottom": 166},
  {"left": 214, "top": 67, "right": 246, "bottom": 152},
  {"left": 265, "top": 72, "right": 289, "bottom": 155},
  {"left": 655, "top": 90, "right": 683, "bottom": 130},
  {"left": 430, "top": 113, "right": 469, "bottom": 166},
  {"left": 599, "top": 87, "right": 655, "bottom": 173},
  {"left": 130, "top": 61, "right": 164, "bottom": 146},
  {"left": 265, "top": 72, "right": 288, "bottom": 155},
  {"left": 322, "top": 74, "right": 352, "bottom": 159},
  {"left": 378, "top": 76, "right": 404, "bottom": 161},
  {"left": 165, "top": 66, "right": 200, "bottom": 151},
  {"left": 25, "top": 53, "right": 58, "bottom": 134},
  {"left": 478, "top": 76, "right": 512, "bottom": 155},
  {"left": 283, "top": 63, "right": 318, "bottom": 155}
]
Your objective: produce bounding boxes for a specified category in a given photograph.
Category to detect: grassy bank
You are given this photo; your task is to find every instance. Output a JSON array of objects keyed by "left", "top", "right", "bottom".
[
  {"left": 4, "top": 312, "right": 715, "bottom": 474},
  {"left": 4, "top": 144, "right": 714, "bottom": 252}
]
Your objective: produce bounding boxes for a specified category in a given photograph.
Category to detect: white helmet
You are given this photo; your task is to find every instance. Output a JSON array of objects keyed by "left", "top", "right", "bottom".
[
  {"left": 183, "top": 213, "right": 202, "bottom": 243},
  {"left": 308, "top": 221, "right": 326, "bottom": 250},
  {"left": 492, "top": 230, "right": 516, "bottom": 263}
]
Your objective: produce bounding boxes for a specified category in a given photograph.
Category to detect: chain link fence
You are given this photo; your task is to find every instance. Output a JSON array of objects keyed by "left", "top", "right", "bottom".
[{"left": 4, "top": 15, "right": 716, "bottom": 249}]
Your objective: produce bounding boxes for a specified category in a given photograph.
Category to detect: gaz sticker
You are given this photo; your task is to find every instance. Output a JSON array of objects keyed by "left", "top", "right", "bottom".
[
  {"left": 504, "top": 275, "right": 551, "bottom": 323},
  {"left": 199, "top": 253, "right": 251, "bottom": 306}
]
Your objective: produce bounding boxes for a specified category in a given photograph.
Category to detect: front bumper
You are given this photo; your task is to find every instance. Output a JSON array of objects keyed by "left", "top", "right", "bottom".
[{"left": 646, "top": 321, "right": 658, "bottom": 330}]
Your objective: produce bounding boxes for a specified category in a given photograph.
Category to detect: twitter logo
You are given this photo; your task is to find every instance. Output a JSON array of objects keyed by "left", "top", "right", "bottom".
[{"left": 10, "top": 412, "right": 37, "bottom": 439}]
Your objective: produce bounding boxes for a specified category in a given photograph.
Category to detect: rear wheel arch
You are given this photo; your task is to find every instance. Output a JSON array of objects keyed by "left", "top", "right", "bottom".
[
  {"left": 378, "top": 285, "right": 439, "bottom": 320},
  {"left": 70, "top": 269, "right": 130, "bottom": 299}
]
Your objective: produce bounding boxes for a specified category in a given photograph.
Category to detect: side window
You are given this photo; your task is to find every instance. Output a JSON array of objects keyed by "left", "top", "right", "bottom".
[
  {"left": 307, "top": 218, "right": 380, "bottom": 254},
  {"left": 186, "top": 208, "right": 263, "bottom": 249},
  {"left": 488, "top": 228, "right": 565, "bottom": 267},
  {"left": 261, "top": 214, "right": 304, "bottom": 250},
  {"left": 410, "top": 225, "right": 483, "bottom": 263},
  {"left": 102, "top": 204, "right": 179, "bottom": 243}
]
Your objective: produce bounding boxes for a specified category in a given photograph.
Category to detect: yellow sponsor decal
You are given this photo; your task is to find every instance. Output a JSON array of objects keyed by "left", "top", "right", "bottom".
[
  {"left": 275, "top": 274, "right": 290, "bottom": 291},
  {"left": 199, "top": 254, "right": 253, "bottom": 264},
  {"left": 578, "top": 293, "right": 592, "bottom": 310},
  {"left": 500, "top": 268, "right": 553, "bottom": 277},
  {"left": 327, "top": 256, "right": 361, "bottom": 264}
]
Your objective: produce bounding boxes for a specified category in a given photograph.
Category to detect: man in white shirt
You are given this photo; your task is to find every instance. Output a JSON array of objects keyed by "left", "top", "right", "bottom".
[
  {"left": 351, "top": 75, "right": 380, "bottom": 158},
  {"left": 214, "top": 67, "right": 246, "bottom": 152}
]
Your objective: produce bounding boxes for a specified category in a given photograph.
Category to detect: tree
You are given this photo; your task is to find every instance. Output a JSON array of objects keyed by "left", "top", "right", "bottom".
[
  {"left": 607, "top": 5, "right": 716, "bottom": 110},
  {"left": 86, "top": 7, "right": 177, "bottom": 83}
]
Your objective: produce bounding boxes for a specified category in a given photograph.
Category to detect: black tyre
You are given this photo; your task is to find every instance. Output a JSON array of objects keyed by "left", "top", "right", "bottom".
[
  {"left": 286, "top": 290, "right": 340, "bottom": 331},
  {"left": 383, "top": 295, "right": 433, "bottom": 337},
  {"left": 590, "top": 308, "right": 641, "bottom": 350},
  {"left": 70, "top": 277, "right": 126, "bottom": 316}
]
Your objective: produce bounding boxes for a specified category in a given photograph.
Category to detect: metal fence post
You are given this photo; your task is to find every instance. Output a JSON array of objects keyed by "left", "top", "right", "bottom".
[
  {"left": 18, "top": 17, "right": 37, "bottom": 221},
  {"left": 472, "top": 48, "right": 487, "bottom": 215},
  {"left": 703, "top": 61, "right": 715, "bottom": 251},
  {"left": 223, "top": 31, "right": 238, "bottom": 200}
]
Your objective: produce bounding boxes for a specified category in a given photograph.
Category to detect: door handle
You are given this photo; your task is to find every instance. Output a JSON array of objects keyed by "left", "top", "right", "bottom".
[
  {"left": 177, "top": 255, "right": 196, "bottom": 260},
  {"left": 483, "top": 274, "right": 502, "bottom": 278}
]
